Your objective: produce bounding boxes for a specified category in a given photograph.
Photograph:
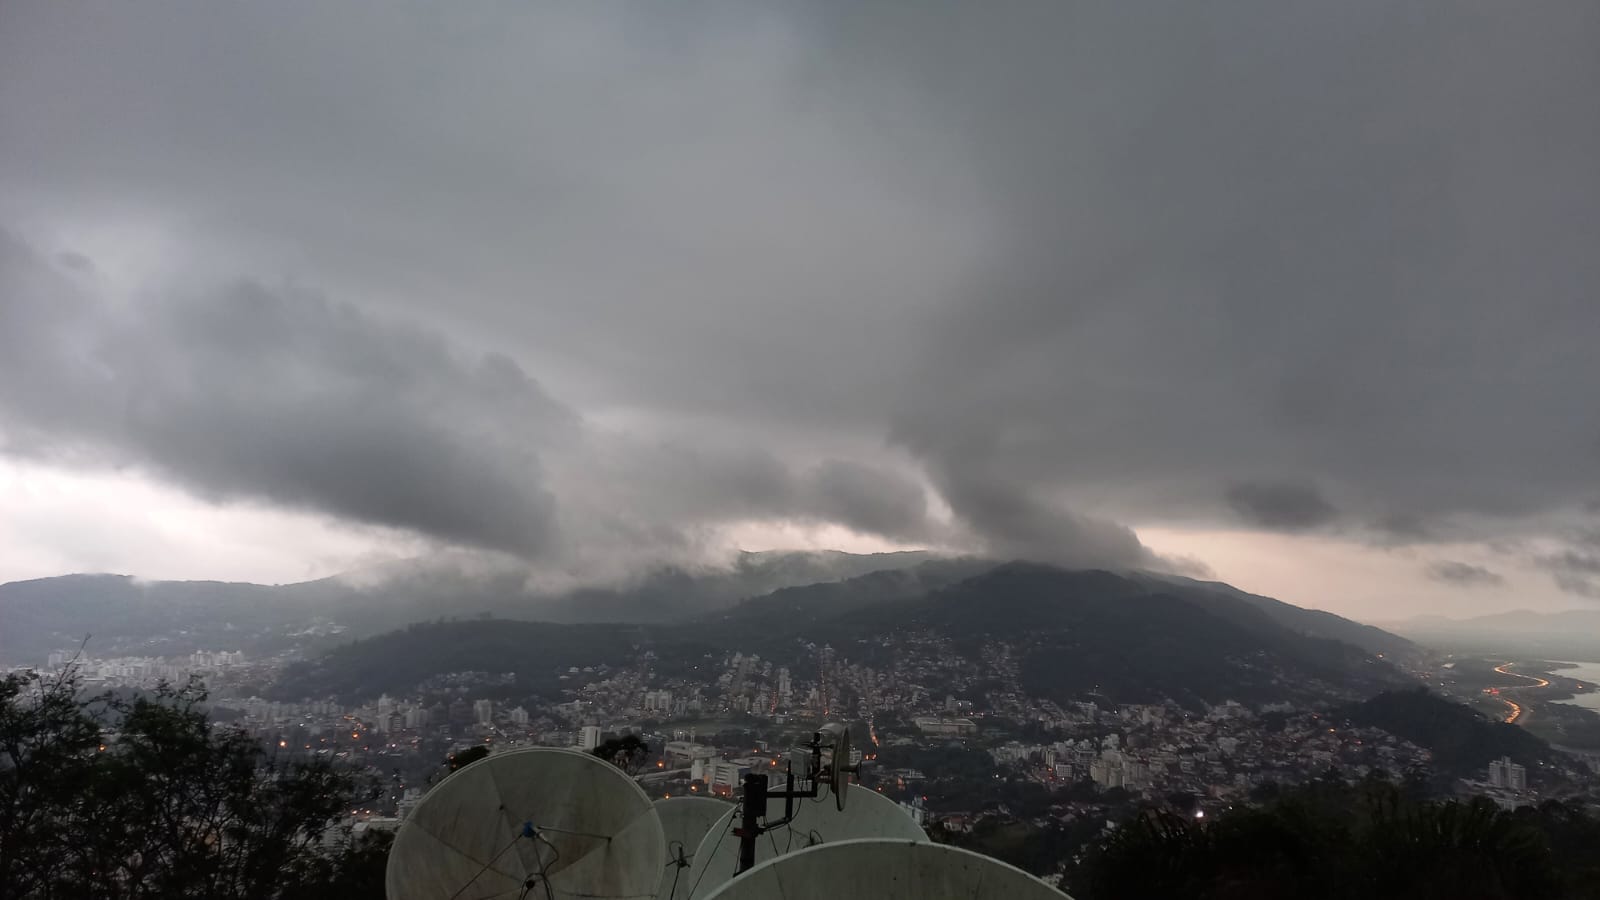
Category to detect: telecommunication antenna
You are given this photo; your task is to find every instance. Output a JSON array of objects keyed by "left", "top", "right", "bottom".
[
  {"left": 733, "top": 723, "right": 860, "bottom": 874},
  {"left": 687, "top": 782, "right": 926, "bottom": 898}
]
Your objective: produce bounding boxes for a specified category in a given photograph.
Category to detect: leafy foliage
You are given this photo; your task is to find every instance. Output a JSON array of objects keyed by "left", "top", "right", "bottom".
[
  {"left": 448, "top": 744, "right": 491, "bottom": 772},
  {"left": 1345, "top": 688, "right": 1557, "bottom": 783},
  {"left": 0, "top": 667, "right": 385, "bottom": 899},
  {"left": 1072, "top": 777, "right": 1600, "bottom": 900},
  {"left": 591, "top": 734, "right": 649, "bottom": 774}
]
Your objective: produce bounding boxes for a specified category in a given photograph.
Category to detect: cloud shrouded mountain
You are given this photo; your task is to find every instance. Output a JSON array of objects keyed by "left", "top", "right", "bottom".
[
  {"left": 0, "top": 550, "right": 953, "bottom": 664},
  {"left": 1, "top": 2, "right": 1598, "bottom": 603}
]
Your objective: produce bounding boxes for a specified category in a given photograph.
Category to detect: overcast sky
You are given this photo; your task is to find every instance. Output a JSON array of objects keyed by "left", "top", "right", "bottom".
[{"left": 2, "top": 2, "right": 1597, "bottom": 621}]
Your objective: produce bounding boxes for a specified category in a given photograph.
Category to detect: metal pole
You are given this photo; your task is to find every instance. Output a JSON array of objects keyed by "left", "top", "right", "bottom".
[{"left": 735, "top": 771, "right": 768, "bottom": 875}]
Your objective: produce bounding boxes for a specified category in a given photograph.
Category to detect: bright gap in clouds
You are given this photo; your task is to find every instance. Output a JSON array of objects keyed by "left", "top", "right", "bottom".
[
  {"left": 714, "top": 519, "right": 932, "bottom": 558},
  {"left": 1137, "top": 526, "right": 1573, "bottom": 622},
  {"left": 0, "top": 460, "right": 425, "bottom": 585},
  {"left": 0, "top": 458, "right": 934, "bottom": 586}
]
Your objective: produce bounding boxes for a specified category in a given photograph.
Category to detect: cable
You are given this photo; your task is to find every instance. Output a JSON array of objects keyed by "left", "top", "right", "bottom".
[
  {"left": 448, "top": 832, "right": 524, "bottom": 900},
  {"left": 779, "top": 787, "right": 807, "bottom": 853},
  {"left": 529, "top": 830, "right": 560, "bottom": 900},
  {"left": 666, "top": 862, "right": 683, "bottom": 900},
  {"left": 665, "top": 839, "right": 687, "bottom": 867},
  {"left": 684, "top": 802, "right": 738, "bottom": 900},
  {"left": 663, "top": 841, "right": 688, "bottom": 900}
]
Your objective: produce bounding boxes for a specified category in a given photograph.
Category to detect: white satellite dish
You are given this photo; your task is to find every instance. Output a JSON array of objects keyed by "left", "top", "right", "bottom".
[
  {"left": 654, "top": 796, "right": 732, "bottom": 900},
  {"left": 684, "top": 783, "right": 926, "bottom": 900},
  {"left": 387, "top": 747, "right": 664, "bottom": 900},
  {"left": 701, "top": 837, "right": 1075, "bottom": 900}
]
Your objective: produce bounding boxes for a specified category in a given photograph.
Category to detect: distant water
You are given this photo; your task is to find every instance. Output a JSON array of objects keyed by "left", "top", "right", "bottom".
[{"left": 1550, "top": 661, "right": 1600, "bottom": 712}]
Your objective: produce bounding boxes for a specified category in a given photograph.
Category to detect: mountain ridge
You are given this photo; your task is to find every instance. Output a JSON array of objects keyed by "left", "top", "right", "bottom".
[
  {"left": 0, "top": 550, "right": 941, "bottom": 663},
  {"left": 1384, "top": 607, "right": 1600, "bottom": 659},
  {"left": 272, "top": 562, "right": 1415, "bottom": 707}
]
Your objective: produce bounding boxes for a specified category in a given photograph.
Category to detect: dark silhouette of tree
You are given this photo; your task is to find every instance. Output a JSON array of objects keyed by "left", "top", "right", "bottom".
[
  {"left": 448, "top": 745, "right": 490, "bottom": 772},
  {"left": 1074, "top": 778, "right": 1564, "bottom": 900},
  {"left": 590, "top": 734, "right": 648, "bottom": 774},
  {"left": 0, "top": 667, "right": 385, "bottom": 899}
]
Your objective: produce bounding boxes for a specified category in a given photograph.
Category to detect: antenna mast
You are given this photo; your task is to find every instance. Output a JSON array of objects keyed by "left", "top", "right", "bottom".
[{"left": 732, "top": 723, "right": 860, "bottom": 875}]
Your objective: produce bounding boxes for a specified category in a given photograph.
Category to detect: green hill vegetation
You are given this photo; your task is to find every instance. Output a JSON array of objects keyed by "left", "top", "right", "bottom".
[
  {"left": 276, "top": 562, "right": 1412, "bottom": 710},
  {"left": 1345, "top": 688, "right": 1558, "bottom": 783}
]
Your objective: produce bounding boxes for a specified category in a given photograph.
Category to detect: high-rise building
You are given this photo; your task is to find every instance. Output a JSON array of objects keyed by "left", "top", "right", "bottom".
[
  {"left": 509, "top": 706, "right": 530, "bottom": 725},
  {"left": 705, "top": 760, "right": 743, "bottom": 796},
  {"left": 578, "top": 725, "right": 603, "bottom": 751},
  {"left": 1089, "top": 758, "right": 1124, "bottom": 789},
  {"left": 473, "top": 699, "right": 494, "bottom": 725},
  {"left": 1488, "top": 756, "right": 1527, "bottom": 790},
  {"left": 1124, "top": 760, "right": 1152, "bottom": 790}
]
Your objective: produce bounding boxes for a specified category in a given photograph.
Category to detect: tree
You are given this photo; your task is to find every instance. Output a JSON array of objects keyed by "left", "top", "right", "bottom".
[
  {"left": 448, "top": 745, "right": 490, "bottom": 772},
  {"left": 1073, "top": 778, "right": 1562, "bottom": 900},
  {"left": 591, "top": 735, "right": 649, "bottom": 774},
  {"left": 0, "top": 667, "right": 385, "bottom": 899}
]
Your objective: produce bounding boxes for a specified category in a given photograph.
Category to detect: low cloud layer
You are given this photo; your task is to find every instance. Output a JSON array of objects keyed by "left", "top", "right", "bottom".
[
  {"left": 1425, "top": 561, "right": 1505, "bottom": 589},
  {"left": 1540, "top": 551, "right": 1600, "bottom": 600},
  {"left": 1225, "top": 482, "right": 1339, "bottom": 532},
  {"left": 1, "top": 234, "right": 571, "bottom": 557},
  {"left": 0, "top": 233, "right": 956, "bottom": 570}
]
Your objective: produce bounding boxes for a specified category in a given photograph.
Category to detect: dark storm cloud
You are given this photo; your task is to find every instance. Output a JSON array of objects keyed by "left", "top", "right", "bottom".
[
  {"left": 801, "top": 460, "right": 931, "bottom": 540},
  {"left": 1541, "top": 551, "right": 1600, "bottom": 600},
  {"left": 1425, "top": 561, "right": 1505, "bottom": 589},
  {"left": 932, "top": 469, "right": 1156, "bottom": 568},
  {"left": 858, "top": 2, "right": 1600, "bottom": 542},
  {"left": 55, "top": 251, "right": 93, "bottom": 273},
  {"left": 887, "top": 422, "right": 1158, "bottom": 568},
  {"left": 2, "top": 1, "right": 1598, "bottom": 579},
  {"left": 561, "top": 438, "right": 939, "bottom": 556},
  {"left": 0, "top": 233, "right": 571, "bottom": 556},
  {"left": 0, "top": 233, "right": 941, "bottom": 561},
  {"left": 1371, "top": 514, "right": 1434, "bottom": 544},
  {"left": 1225, "top": 481, "right": 1339, "bottom": 532}
]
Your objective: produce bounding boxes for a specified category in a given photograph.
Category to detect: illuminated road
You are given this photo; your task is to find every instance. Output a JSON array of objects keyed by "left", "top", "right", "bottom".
[{"left": 1493, "top": 662, "right": 1550, "bottom": 723}]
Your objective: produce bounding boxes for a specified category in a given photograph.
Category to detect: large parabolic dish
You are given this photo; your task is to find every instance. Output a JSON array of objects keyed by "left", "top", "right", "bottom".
[
  {"left": 386, "top": 747, "right": 664, "bottom": 900},
  {"left": 685, "top": 783, "right": 927, "bottom": 900},
  {"left": 700, "top": 838, "right": 1074, "bottom": 900},
  {"left": 653, "top": 796, "right": 733, "bottom": 900}
]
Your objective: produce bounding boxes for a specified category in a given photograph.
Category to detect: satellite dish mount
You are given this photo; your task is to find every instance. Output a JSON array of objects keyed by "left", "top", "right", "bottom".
[{"left": 732, "top": 722, "right": 861, "bottom": 875}]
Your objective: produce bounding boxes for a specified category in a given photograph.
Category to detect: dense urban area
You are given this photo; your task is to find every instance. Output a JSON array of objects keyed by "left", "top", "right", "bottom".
[{"left": 28, "top": 624, "right": 1600, "bottom": 888}]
